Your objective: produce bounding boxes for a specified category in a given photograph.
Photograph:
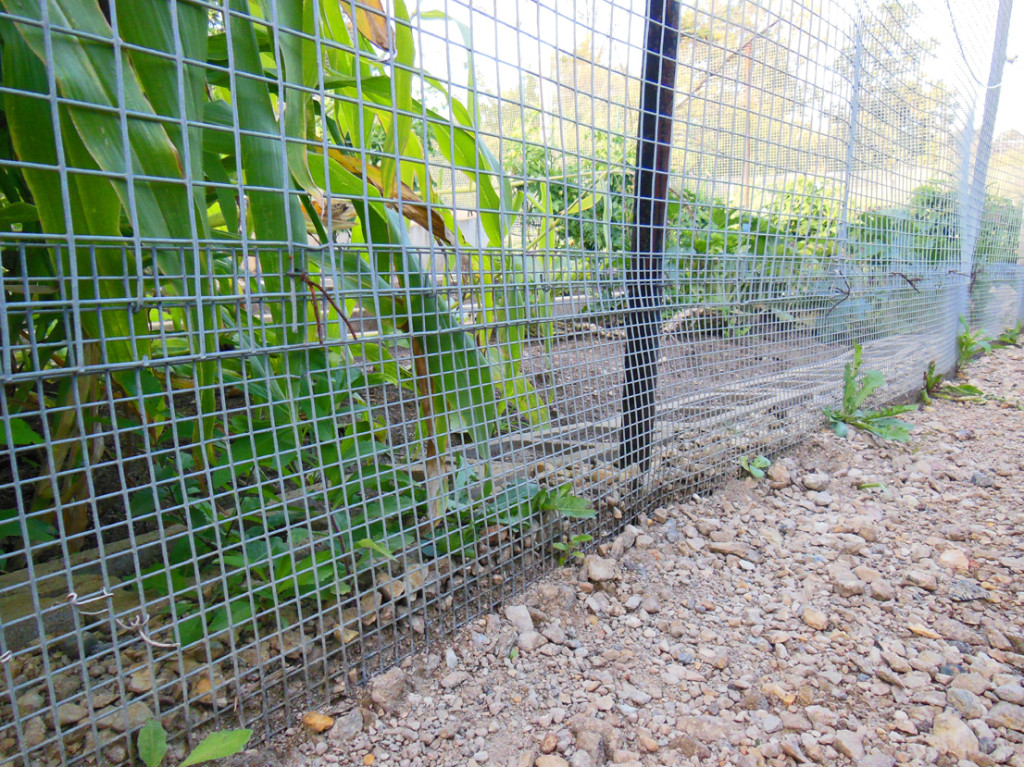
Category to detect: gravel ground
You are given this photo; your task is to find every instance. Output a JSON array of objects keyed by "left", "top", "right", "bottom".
[{"left": 262, "top": 343, "right": 1024, "bottom": 767}]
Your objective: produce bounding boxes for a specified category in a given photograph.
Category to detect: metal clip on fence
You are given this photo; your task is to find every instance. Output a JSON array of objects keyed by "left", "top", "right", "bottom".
[
  {"left": 116, "top": 613, "right": 180, "bottom": 651},
  {"left": 65, "top": 589, "right": 114, "bottom": 616}
]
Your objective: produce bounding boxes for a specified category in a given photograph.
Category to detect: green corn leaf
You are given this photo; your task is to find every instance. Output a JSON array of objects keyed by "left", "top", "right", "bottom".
[
  {"left": 0, "top": 15, "right": 98, "bottom": 237},
  {"left": 379, "top": 0, "right": 414, "bottom": 200},
  {"left": 5, "top": 0, "right": 193, "bottom": 239},
  {"left": 115, "top": 0, "right": 209, "bottom": 236},
  {"left": 0, "top": 201, "right": 38, "bottom": 226},
  {"left": 200, "top": 101, "right": 238, "bottom": 155},
  {"left": 386, "top": 210, "right": 499, "bottom": 454},
  {"left": 203, "top": 151, "right": 239, "bottom": 235},
  {"left": 0, "top": 14, "right": 157, "bottom": 390},
  {"left": 206, "top": 26, "right": 273, "bottom": 62},
  {"left": 226, "top": 0, "right": 308, "bottom": 345},
  {"left": 225, "top": 0, "right": 306, "bottom": 243},
  {"left": 256, "top": 0, "right": 319, "bottom": 208}
]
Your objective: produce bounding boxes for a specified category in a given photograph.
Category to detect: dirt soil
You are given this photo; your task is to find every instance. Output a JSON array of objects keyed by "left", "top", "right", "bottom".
[{"left": 257, "top": 343, "right": 1024, "bottom": 767}]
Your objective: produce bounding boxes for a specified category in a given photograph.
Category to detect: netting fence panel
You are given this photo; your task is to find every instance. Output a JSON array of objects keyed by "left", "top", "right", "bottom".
[{"left": 0, "top": 0, "right": 1020, "bottom": 764}]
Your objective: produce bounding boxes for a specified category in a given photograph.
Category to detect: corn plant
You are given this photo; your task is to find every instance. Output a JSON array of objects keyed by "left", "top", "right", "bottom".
[{"left": 0, "top": 0, "right": 548, "bottom": 639}]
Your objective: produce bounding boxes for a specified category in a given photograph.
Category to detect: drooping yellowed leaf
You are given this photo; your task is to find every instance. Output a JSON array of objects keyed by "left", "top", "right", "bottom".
[
  {"left": 338, "top": 0, "right": 392, "bottom": 51},
  {"left": 325, "top": 149, "right": 456, "bottom": 245}
]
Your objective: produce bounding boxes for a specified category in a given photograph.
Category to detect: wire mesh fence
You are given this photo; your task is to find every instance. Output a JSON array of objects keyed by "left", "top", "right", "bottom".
[{"left": 0, "top": 0, "right": 1021, "bottom": 764}]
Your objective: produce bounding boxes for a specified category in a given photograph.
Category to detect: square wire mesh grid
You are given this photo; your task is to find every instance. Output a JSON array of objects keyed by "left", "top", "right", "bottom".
[{"left": 0, "top": 0, "right": 1021, "bottom": 763}]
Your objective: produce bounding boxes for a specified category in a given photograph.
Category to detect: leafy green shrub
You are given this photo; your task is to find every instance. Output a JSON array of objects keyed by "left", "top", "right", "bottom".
[
  {"left": 765, "top": 178, "right": 840, "bottom": 257},
  {"left": 976, "top": 194, "right": 1023, "bottom": 264},
  {"left": 506, "top": 129, "right": 634, "bottom": 256}
]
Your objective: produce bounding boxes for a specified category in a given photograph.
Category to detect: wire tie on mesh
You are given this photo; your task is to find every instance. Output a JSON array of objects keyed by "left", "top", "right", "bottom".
[
  {"left": 948, "top": 267, "right": 983, "bottom": 292},
  {"left": 889, "top": 272, "right": 922, "bottom": 293},
  {"left": 287, "top": 271, "right": 359, "bottom": 342},
  {"left": 116, "top": 613, "right": 180, "bottom": 650},
  {"left": 0, "top": 650, "right": 11, "bottom": 664},
  {"left": 823, "top": 274, "right": 852, "bottom": 319},
  {"left": 66, "top": 589, "right": 113, "bottom": 616}
]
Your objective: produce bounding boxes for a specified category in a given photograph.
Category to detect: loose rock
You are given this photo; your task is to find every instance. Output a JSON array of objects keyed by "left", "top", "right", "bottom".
[
  {"left": 581, "top": 555, "right": 618, "bottom": 583},
  {"left": 370, "top": 667, "right": 407, "bottom": 711},
  {"left": 930, "top": 712, "right": 979, "bottom": 758},
  {"left": 802, "top": 607, "right": 829, "bottom": 631}
]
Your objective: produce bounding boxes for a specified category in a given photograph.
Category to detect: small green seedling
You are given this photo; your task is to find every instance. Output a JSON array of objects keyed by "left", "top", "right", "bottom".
[
  {"left": 957, "top": 316, "right": 992, "bottom": 367},
  {"left": 739, "top": 454, "right": 771, "bottom": 479},
  {"left": 824, "top": 344, "right": 915, "bottom": 442},
  {"left": 857, "top": 482, "right": 888, "bottom": 491},
  {"left": 920, "top": 361, "right": 943, "bottom": 405},
  {"left": 932, "top": 381, "right": 1024, "bottom": 410},
  {"left": 996, "top": 323, "right": 1023, "bottom": 347},
  {"left": 138, "top": 718, "right": 253, "bottom": 767},
  {"left": 552, "top": 533, "right": 593, "bottom": 566}
]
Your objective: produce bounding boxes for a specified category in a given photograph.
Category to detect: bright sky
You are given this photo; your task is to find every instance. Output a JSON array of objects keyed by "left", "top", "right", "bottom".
[
  {"left": 918, "top": 0, "right": 1022, "bottom": 135},
  {"left": 994, "top": 2, "right": 1023, "bottom": 133},
  {"left": 416, "top": 0, "right": 1023, "bottom": 135}
]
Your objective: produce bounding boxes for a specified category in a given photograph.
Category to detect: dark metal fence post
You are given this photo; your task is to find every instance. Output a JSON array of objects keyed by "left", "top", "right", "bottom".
[{"left": 619, "top": 0, "right": 680, "bottom": 471}]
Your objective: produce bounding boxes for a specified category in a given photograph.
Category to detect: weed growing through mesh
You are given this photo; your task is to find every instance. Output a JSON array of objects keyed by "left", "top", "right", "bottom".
[
  {"left": 996, "top": 323, "right": 1023, "bottom": 347},
  {"left": 929, "top": 380, "right": 1023, "bottom": 410},
  {"left": 921, "top": 361, "right": 945, "bottom": 405},
  {"left": 824, "top": 344, "right": 915, "bottom": 442},
  {"left": 552, "top": 533, "right": 594, "bottom": 566},
  {"left": 738, "top": 454, "right": 771, "bottom": 479},
  {"left": 137, "top": 718, "right": 252, "bottom": 767},
  {"left": 957, "top": 316, "right": 993, "bottom": 367}
]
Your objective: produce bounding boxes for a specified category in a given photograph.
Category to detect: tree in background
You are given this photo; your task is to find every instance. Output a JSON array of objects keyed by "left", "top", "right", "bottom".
[{"left": 827, "top": 1, "right": 959, "bottom": 172}]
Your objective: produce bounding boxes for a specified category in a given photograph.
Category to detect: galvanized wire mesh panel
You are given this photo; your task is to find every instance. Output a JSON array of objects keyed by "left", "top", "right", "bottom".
[{"left": 0, "top": 0, "right": 1021, "bottom": 765}]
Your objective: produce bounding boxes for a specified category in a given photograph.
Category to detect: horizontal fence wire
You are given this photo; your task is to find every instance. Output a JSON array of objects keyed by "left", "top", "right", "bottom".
[{"left": 0, "top": 0, "right": 1021, "bottom": 764}]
